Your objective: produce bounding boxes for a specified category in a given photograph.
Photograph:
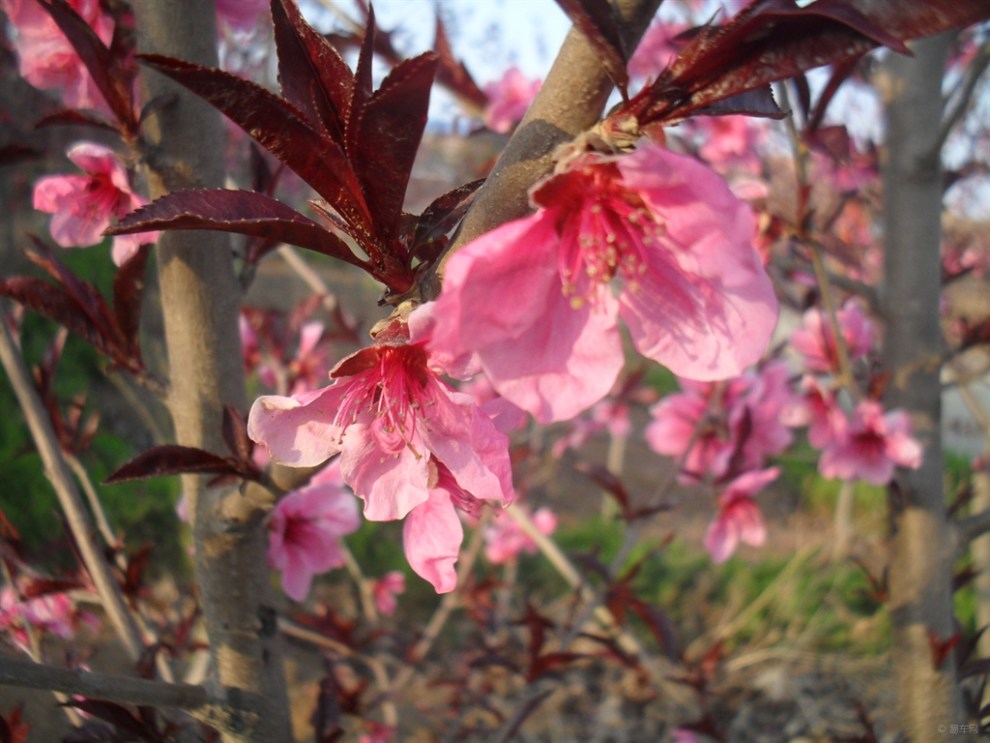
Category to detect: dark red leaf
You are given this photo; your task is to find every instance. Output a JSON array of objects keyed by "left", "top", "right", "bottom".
[
  {"left": 554, "top": 0, "right": 629, "bottom": 97},
  {"left": 621, "top": 0, "right": 990, "bottom": 128},
  {"left": 37, "top": 0, "right": 135, "bottom": 130},
  {"left": 221, "top": 406, "right": 253, "bottom": 464},
  {"left": 33, "top": 109, "right": 120, "bottom": 133},
  {"left": 0, "top": 277, "right": 119, "bottom": 363},
  {"left": 345, "top": 3, "right": 377, "bottom": 161},
  {"left": 108, "top": 189, "right": 368, "bottom": 269},
  {"left": 929, "top": 629, "right": 961, "bottom": 669},
  {"left": 138, "top": 55, "right": 372, "bottom": 235},
  {"left": 0, "top": 144, "right": 42, "bottom": 166},
  {"left": 530, "top": 651, "right": 586, "bottom": 681},
  {"left": 575, "top": 462, "right": 632, "bottom": 518},
  {"left": 111, "top": 245, "right": 150, "bottom": 362},
  {"left": 104, "top": 445, "right": 244, "bottom": 484},
  {"left": 353, "top": 52, "right": 438, "bottom": 242},
  {"left": 692, "top": 87, "right": 785, "bottom": 118},
  {"left": 411, "top": 179, "right": 483, "bottom": 258},
  {"left": 271, "top": 0, "right": 353, "bottom": 141},
  {"left": 64, "top": 700, "right": 164, "bottom": 742},
  {"left": 23, "top": 237, "right": 121, "bottom": 347},
  {"left": 21, "top": 577, "right": 84, "bottom": 599},
  {"left": 806, "top": 54, "right": 864, "bottom": 131},
  {"left": 433, "top": 15, "right": 488, "bottom": 110}
]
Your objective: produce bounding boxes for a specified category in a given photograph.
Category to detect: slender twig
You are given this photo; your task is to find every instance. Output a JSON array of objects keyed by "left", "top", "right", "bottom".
[
  {"left": 340, "top": 543, "right": 379, "bottom": 623},
  {"left": 276, "top": 245, "right": 340, "bottom": 313},
  {"left": 937, "top": 42, "right": 990, "bottom": 153},
  {"left": 0, "top": 311, "right": 145, "bottom": 663},
  {"left": 774, "top": 254, "right": 880, "bottom": 312}
]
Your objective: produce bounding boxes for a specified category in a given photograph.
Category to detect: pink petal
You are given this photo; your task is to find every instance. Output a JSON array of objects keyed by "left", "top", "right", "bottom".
[
  {"left": 403, "top": 488, "right": 464, "bottom": 593},
  {"left": 426, "top": 213, "right": 624, "bottom": 422},
  {"left": 247, "top": 385, "right": 346, "bottom": 467},
  {"left": 616, "top": 146, "right": 778, "bottom": 380},
  {"left": 339, "top": 422, "right": 431, "bottom": 521}
]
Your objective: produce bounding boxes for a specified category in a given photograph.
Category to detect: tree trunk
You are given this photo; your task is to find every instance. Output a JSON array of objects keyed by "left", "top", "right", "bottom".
[
  {"left": 132, "top": 2, "right": 291, "bottom": 740},
  {"left": 881, "top": 33, "right": 970, "bottom": 742}
]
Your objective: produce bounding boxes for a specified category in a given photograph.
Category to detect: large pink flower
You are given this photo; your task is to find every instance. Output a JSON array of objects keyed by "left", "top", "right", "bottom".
[
  {"left": 267, "top": 460, "right": 360, "bottom": 602},
  {"left": 704, "top": 467, "right": 777, "bottom": 563},
  {"left": 791, "top": 298, "right": 875, "bottom": 374},
  {"left": 33, "top": 143, "right": 158, "bottom": 265},
  {"left": 2, "top": 0, "right": 114, "bottom": 113},
  {"left": 417, "top": 143, "right": 777, "bottom": 423},
  {"left": 248, "top": 334, "right": 514, "bottom": 592},
  {"left": 818, "top": 400, "right": 923, "bottom": 485}
]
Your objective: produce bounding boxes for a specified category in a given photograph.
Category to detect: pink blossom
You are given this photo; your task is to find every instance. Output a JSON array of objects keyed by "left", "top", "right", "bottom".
[
  {"left": 781, "top": 375, "right": 844, "bottom": 449},
  {"left": 552, "top": 397, "right": 631, "bottom": 457},
  {"left": 1, "top": 0, "right": 114, "bottom": 113},
  {"left": 267, "top": 460, "right": 360, "bottom": 602},
  {"left": 216, "top": 0, "right": 268, "bottom": 32},
  {"left": 628, "top": 20, "right": 685, "bottom": 81},
  {"left": 0, "top": 585, "right": 96, "bottom": 651},
  {"left": 791, "top": 299, "right": 875, "bottom": 374},
  {"left": 704, "top": 467, "right": 777, "bottom": 563},
  {"left": 818, "top": 400, "right": 923, "bottom": 485},
  {"left": 646, "top": 361, "right": 794, "bottom": 481},
  {"left": 458, "top": 374, "right": 527, "bottom": 435},
  {"left": 418, "top": 143, "right": 777, "bottom": 423},
  {"left": 483, "top": 506, "right": 557, "bottom": 565},
  {"left": 696, "top": 116, "right": 766, "bottom": 174},
  {"left": 248, "top": 333, "right": 514, "bottom": 592},
  {"left": 372, "top": 571, "right": 405, "bottom": 617},
  {"left": 33, "top": 143, "right": 157, "bottom": 265},
  {"left": 483, "top": 67, "right": 541, "bottom": 133}
]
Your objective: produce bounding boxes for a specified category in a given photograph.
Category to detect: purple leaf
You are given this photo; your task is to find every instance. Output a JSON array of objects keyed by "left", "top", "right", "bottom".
[
  {"left": 37, "top": 0, "right": 135, "bottom": 130},
  {"left": 554, "top": 0, "right": 629, "bottom": 97},
  {"left": 22, "top": 237, "right": 125, "bottom": 351},
  {"left": 622, "top": 0, "right": 990, "bottom": 128},
  {"left": 108, "top": 189, "right": 369, "bottom": 269},
  {"left": 692, "top": 87, "right": 785, "bottom": 118},
  {"left": 411, "top": 179, "right": 483, "bottom": 263},
  {"left": 346, "top": 2, "right": 377, "bottom": 161},
  {"left": 104, "top": 445, "right": 246, "bottom": 484},
  {"left": 353, "top": 52, "right": 438, "bottom": 242},
  {"left": 112, "top": 245, "right": 150, "bottom": 362},
  {"left": 138, "top": 54, "right": 373, "bottom": 236},
  {"left": 33, "top": 109, "right": 120, "bottom": 132},
  {"left": 64, "top": 700, "right": 165, "bottom": 743},
  {"left": 434, "top": 15, "right": 488, "bottom": 109},
  {"left": 271, "top": 0, "right": 353, "bottom": 141},
  {"left": 0, "top": 278, "right": 119, "bottom": 366},
  {"left": 221, "top": 406, "right": 253, "bottom": 464}
]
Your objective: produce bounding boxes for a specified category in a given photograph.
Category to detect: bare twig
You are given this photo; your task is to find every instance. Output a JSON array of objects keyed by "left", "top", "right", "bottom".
[
  {"left": 937, "top": 41, "right": 990, "bottom": 152},
  {"left": 0, "top": 312, "right": 145, "bottom": 663}
]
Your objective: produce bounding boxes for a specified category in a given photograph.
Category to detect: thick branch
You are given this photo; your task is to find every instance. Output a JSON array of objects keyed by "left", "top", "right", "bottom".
[
  {"left": 132, "top": 1, "right": 290, "bottom": 740},
  {"left": 0, "top": 314, "right": 145, "bottom": 663},
  {"left": 881, "top": 33, "right": 966, "bottom": 741},
  {"left": 0, "top": 656, "right": 208, "bottom": 711},
  {"left": 444, "top": 0, "right": 661, "bottom": 263}
]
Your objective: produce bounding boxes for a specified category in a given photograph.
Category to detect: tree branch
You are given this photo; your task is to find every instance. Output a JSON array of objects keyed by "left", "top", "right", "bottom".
[
  {"left": 441, "top": 0, "right": 662, "bottom": 269},
  {"left": 0, "top": 656, "right": 209, "bottom": 711}
]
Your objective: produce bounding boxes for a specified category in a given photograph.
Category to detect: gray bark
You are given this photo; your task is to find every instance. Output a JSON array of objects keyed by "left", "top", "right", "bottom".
[
  {"left": 881, "top": 33, "right": 970, "bottom": 741},
  {"left": 132, "top": 2, "right": 291, "bottom": 740}
]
